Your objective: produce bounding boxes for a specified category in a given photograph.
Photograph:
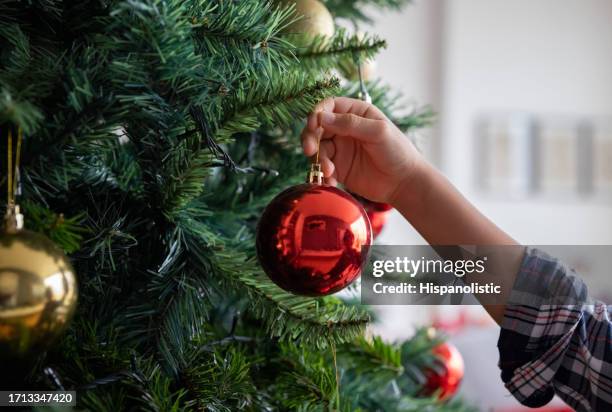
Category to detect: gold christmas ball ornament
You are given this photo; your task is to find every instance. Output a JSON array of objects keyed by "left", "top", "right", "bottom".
[
  {"left": 0, "top": 206, "right": 78, "bottom": 357},
  {"left": 282, "top": 0, "right": 335, "bottom": 39}
]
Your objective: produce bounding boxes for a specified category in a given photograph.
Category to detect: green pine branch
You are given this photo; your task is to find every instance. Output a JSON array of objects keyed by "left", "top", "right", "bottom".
[
  {"left": 192, "top": 0, "right": 298, "bottom": 75},
  {"left": 180, "top": 348, "right": 259, "bottom": 411},
  {"left": 0, "top": 22, "right": 58, "bottom": 132},
  {"left": 161, "top": 142, "right": 216, "bottom": 218},
  {"left": 21, "top": 200, "right": 88, "bottom": 253},
  {"left": 161, "top": 75, "right": 338, "bottom": 217},
  {"left": 341, "top": 336, "right": 404, "bottom": 380},
  {"left": 214, "top": 256, "right": 369, "bottom": 348},
  {"left": 217, "top": 75, "right": 340, "bottom": 140},
  {"left": 271, "top": 343, "right": 339, "bottom": 410},
  {"left": 295, "top": 29, "right": 387, "bottom": 73},
  {"left": 180, "top": 227, "right": 370, "bottom": 348}
]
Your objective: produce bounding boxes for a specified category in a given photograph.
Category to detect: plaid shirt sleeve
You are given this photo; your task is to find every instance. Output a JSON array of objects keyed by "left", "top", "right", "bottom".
[{"left": 498, "top": 247, "right": 612, "bottom": 412}]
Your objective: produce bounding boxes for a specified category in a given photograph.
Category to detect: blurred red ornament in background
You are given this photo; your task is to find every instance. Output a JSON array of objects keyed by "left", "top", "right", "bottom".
[
  {"left": 364, "top": 201, "right": 392, "bottom": 239},
  {"left": 351, "top": 193, "right": 393, "bottom": 239},
  {"left": 421, "top": 342, "right": 465, "bottom": 401},
  {"left": 256, "top": 183, "right": 372, "bottom": 296}
]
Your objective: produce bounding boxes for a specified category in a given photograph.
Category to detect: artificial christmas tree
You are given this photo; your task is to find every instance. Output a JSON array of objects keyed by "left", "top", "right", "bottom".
[{"left": 1, "top": 0, "right": 472, "bottom": 410}]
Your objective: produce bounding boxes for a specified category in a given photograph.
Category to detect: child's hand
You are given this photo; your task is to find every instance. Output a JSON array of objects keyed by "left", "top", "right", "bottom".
[
  {"left": 301, "top": 97, "right": 423, "bottom": 205},
  {"left": 303, "top": 98, "right": 519, "bottom": 327}
]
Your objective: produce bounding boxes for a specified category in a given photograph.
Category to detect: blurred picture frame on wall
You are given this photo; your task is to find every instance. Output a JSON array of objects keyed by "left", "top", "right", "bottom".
[
  {"left": 539, "top": 118, "right": 580, "bottom": 195},
  {"left": 475, "top": 113, "right": 537, "bottom": 197},
  {"left": 476, "top": 113, "right": 612, "bottom": 201},
  {"left": 593, "top": 120, "right": 612, "bottom": 194}
]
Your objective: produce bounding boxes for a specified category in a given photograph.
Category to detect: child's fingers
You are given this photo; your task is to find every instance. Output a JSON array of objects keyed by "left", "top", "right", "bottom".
[
  {"left": 319, "top": 144, "right": 335, "bottom": 178},
  {"left": 301, "top": 130, "right": 317, "bottom": 156},
  {"left": 325, "top": 172, "right": 338, "bottom": 187},
  {"left": 301, "top": 126, "right": 323, "bottom": 156},
  {"left": 320, "top": 155, "right": 335, "bottom": 178},
  {"left": 302, "top": 97, "right": 387, "bottom": 155},
  {"left": 302, "top": 126, "right": 337, "bottom": 158},
  {"left": 306, "top": 97, "right": 384, "bottom": 133},
  {"left": 323, "top": 97, "right": 386, "bottom": 119},
  {"left": 320, "top": 140, "right": 336, "bottom": 161},
  {"left": 306, "top": 98, "right": 336, "bottom": 132},
  {"left": 318, "top": 111, "right": 386, "bottom": 142}
]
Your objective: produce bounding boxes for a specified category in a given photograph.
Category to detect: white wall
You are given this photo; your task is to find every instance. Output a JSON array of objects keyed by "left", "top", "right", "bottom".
[
  {"left": 440, "top": 0, "right": 612, "bottom": 245},
  {"left": 364, "top": 0, "right": 445, "bottom": 164}
]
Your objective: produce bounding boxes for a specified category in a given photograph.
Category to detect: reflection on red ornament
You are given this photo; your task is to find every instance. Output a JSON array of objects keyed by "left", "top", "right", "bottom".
[
  {"left": 421, "top": 342, "right": 464, "bottom": 401},
  {"left": 351, "top": 194, "right": 393, "bottom": 239},
  {"left": 256, "top": 184, "right": 372, "bottom": 296}
]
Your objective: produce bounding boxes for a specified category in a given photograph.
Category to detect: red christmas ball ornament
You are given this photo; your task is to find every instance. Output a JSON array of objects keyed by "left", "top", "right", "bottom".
[
  {"left": 367, "top": 202, "right": 392, "bottom": 239},
  {"left": 256, "top": 164, "right": 372, "bottom": 296},
  {"left": 421, "top": 342, "right": 465, "bottom": 401},
  {"left": 352, "top": 194, "right": 393, "bottom": 239}
]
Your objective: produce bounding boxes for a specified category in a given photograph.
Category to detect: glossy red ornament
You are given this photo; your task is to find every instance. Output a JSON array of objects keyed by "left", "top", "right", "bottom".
[
  {"left": 256, "top": 183, "right": 372, "bottom": 296},
  {"left": 421, "top": 342, "right": 465, "bottom": 401}
]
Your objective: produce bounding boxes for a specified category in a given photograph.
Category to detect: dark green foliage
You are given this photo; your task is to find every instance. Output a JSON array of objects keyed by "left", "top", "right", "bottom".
[
  {"left": 297, "top": 29, "right": 387, "bottom": 73},
  {"left": 1, "top": 0, "right": 472, "bottom": 410},
  {"left": 20, "top": 200, "right": 88, "bottom": 253}
]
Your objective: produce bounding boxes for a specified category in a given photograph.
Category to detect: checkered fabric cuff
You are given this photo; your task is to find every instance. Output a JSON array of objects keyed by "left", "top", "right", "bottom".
[{"left": 497, "top": 248, "right": 586, "bottom": 408}]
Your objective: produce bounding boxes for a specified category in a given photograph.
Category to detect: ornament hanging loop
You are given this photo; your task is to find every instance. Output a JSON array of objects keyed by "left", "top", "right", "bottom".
[
  {"left": 355, "top": 55, "right": 372, "bottom": 104},
  {"left": 4, "top": 127, "right": 24, "bottom": 233}
]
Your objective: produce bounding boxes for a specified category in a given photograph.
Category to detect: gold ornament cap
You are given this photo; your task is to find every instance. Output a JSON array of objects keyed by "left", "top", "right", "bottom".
[
  {"left": 307, "top": 163, "right": 324, "bottom": 184},
  {"left": 4, "top": 203, "right": 24, "bottom": 234}
]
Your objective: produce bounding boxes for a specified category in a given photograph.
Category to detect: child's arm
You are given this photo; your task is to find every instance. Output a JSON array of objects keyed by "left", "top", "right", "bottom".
[{"left": 301, "top": 96, "right": 521, "bottom": 323}]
